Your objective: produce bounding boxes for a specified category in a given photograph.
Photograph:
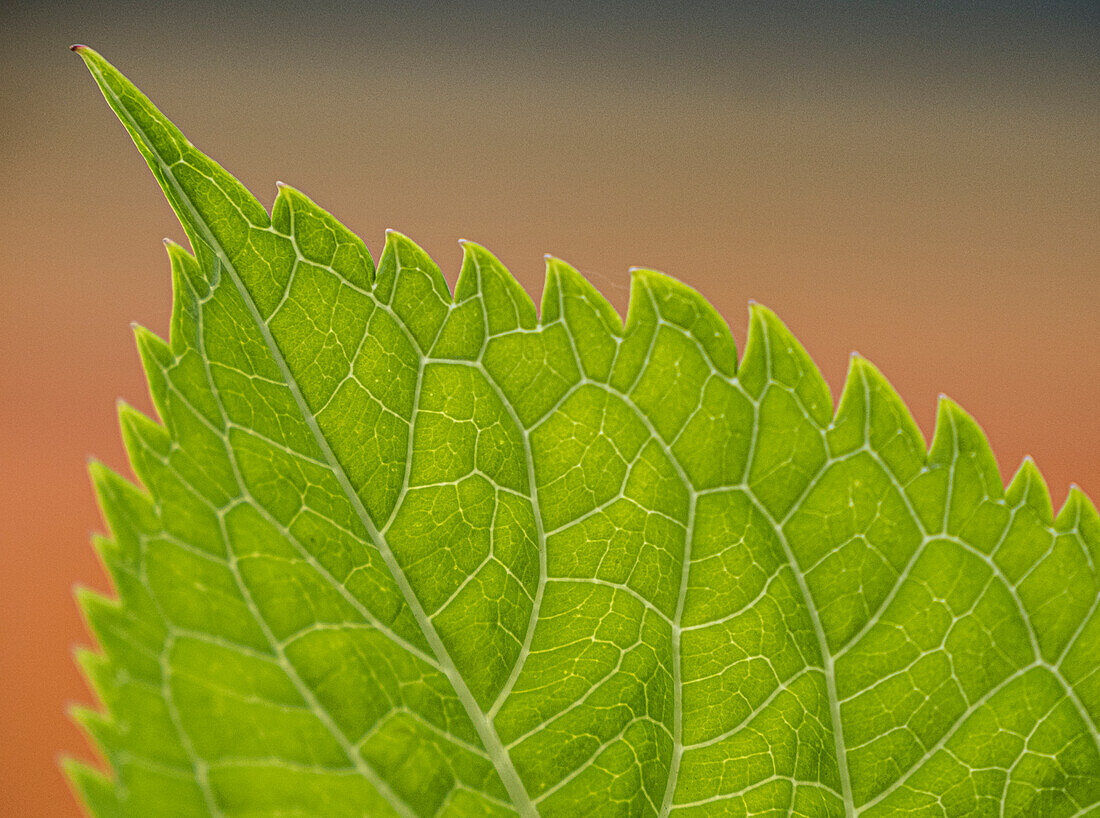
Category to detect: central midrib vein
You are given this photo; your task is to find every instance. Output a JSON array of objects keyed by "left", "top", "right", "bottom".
[{"left": 97, "top": 70, "right": 538, "bottom": 816}]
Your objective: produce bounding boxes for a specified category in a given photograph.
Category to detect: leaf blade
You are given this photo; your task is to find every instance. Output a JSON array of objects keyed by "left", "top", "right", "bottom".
[{"left": 73, "top": 47, "right": 1100, "bottom": 817}]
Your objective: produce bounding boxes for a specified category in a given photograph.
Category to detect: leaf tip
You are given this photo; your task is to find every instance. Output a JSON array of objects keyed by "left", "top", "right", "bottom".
[
  {"left": 934, "top": 393, "right": 967, "bottom": 429},
  {"left": 69, "top": 44, "right": 88, "bottom": 53},
  {"left": 935, "top": 393, "right": 962, "bottom": 423},
  {"left": 70, "top": 637, "right": 95, "bottom": 664},
  {"left": 457, "top": 238, "right": 488, "bottom": 254},
  {"left": 56, "top": 749, "right": 97, "bottom": 794},
  {"left": 627, "top": 265, "right": 671, "bottom": 279},
  {"left": 1007, "top": 456, "right": 1054, "bottom": 521},
  {"left": 844, "top": 352, "right": 882, "bottom": 392},
  {"left": 59, "top": 755, "right": 90, "bottom": 785},
  {"left": 1058, "top": 483, "right": 1099, "bottom": 533}
]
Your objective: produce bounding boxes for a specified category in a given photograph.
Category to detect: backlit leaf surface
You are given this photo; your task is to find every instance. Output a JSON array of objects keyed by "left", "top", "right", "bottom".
[{"left": 69, "top": 48, "right": 1100, "bottom": 817}]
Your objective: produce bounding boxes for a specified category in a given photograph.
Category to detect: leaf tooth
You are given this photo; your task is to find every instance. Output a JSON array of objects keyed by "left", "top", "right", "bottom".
[
  {"left": 1006, "top": 456, "right": 1055, "bottom": 524},
  {"left": 132, "top": 324, "right": 170, "bottom": 368},
  {"left": 739, "top": 301, "right": 832, "bottom": 424},
  {"left": 271, "top": 181, "right": 292, "bottom": 232},
  {"left": 738, "top": 300, "right": 768, "bottom": 396},
  {"left": 927, "top": 394, "right": 960, "bottom": 465},
  {"left": 73, "top": 644, "right": 108, "bottom": 684},
  {"left": 71, "top": 643, "right": 119, "bottom": 732},
  {"left": 619, "top": 268, "right": 660, "bottom": 333},
  {"left": 454, "top": 239, "right": 538, "bottom": 330},
  {"left": 163, "top": 240, "right": 204, "bottom": 351},
  {"left": 840, "top": 354, "right": 926, "bottom": 477},
  {"left": 1057, "top": 484, "right": 1100, "bottom": 543},
  {"left": 453, "top": 239, "right": 486, "bottom": 303},
  {"left": 606, "top": 270, "right": 661, "bottom": 390},
  {"left": 628, "top": 266, "right": 737, "bottom": 377},
  {"left": 925, "top": 395, "right": 1009, "bottom": 544},
  {"left": 71, "top": 701, "right": 116, "bottom": 756},
  {"left": 541, "top": 255, "right": 623, "bottom": 334},
  {"left": 88, "top": 460, "right": 155, "bottom": 565},
  {"left": 132, "top": 325, "right": 172, "bottom": 425},
  {"left": 68, "top": 712, "right": 121, "bottom": 798},
  {"left": 86, "top": 530, "right": 122, "bottom": 571},
  {"left": 118, "top": 402, "right": 170, "bottom": 467},
  {"left": 857, "top": 355, "right": 927, "bottom": 461},
  {"left": 832, "top": 353, "right": 872, "bottom": 449},
  {"left": 77, "top": 540, "right": 170, "bottom": 696},
  {"left": 162, "top": 239, "right": 200, "bottom": 285},
  {"left": 375, "top": 228, "right": 451, "bottom": 305},
  {"left": 927, "top": 397, "right": 1002, "bottom": 495},
  {"left": 539, "top": 256, "right": 623, "bottom": 382},
  {"left": 76, "top": 588, "right": 122, "bottom": 655},
  {"left": 116, "top": 403, "right": 179, "bottom": 511},
  {"left": 61, "top": 757, "right": 123, "bottom": 818},
  {"left": 273, "top": 182, "right": 375, "bottom": 289}
]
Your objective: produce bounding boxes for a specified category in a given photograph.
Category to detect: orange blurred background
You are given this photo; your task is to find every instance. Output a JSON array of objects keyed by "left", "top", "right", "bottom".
[{"left": 2, "top": 3, "right": 1097, "bottom": 814}]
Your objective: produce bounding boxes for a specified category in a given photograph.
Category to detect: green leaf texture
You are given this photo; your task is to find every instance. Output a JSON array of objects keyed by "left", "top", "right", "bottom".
[{"left": 69, "top": 47, "right": 1100, "bottom": 817}]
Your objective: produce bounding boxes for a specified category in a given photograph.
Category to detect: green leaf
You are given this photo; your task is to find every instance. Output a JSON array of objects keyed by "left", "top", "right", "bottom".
[{"left": 69, "top": 46, "right": 1100, "bottom": 817}]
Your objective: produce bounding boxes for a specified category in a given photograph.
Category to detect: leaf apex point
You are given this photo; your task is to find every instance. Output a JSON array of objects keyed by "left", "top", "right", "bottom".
[
  {"left": 275, "top": 180, "right": 287, "bottom": 189},
  {"left": 69, "top": 44, "right": 87, "bottom": 53}
]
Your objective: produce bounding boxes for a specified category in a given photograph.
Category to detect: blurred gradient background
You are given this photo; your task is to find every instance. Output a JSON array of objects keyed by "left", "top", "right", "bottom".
[{"left": 2, "top": 1, "right": 1098, "bottom": 813}]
